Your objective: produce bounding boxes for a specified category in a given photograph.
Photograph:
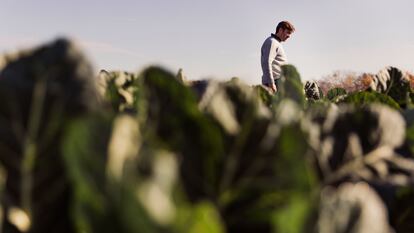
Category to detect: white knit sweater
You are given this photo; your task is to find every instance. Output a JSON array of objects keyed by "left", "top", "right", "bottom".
[{"left": 260, "top": 34, "right": 287, "bottom": 85}]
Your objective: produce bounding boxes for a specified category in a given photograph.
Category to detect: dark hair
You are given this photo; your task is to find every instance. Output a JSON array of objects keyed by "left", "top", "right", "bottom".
[{"left": 276, "top": 21, "right": 295, "bottom": 33}]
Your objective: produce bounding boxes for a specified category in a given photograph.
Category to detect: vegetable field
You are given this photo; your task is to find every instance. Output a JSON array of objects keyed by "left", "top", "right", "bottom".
[{"left": 0, "top": 38, "right": 413, "bottom": 233}]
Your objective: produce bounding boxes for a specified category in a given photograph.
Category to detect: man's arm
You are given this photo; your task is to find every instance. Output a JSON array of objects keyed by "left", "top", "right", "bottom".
[{"left": 262, "top": 40, "right": 278, "bottom": 92}]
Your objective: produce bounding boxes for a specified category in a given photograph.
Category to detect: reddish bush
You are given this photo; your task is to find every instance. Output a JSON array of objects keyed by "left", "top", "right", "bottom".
[{"left": 316, "top": 71, "right": 374, "bottom": 95}]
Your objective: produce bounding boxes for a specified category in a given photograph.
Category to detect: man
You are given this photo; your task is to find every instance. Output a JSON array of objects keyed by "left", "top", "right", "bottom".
[{"left": 261, "top": 21, "right": 295, "bottom": 93}]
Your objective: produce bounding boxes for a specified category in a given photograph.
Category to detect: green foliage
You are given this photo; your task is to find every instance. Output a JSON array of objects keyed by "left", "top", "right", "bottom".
[
  {"left": 318, "top": 86, "right": 324, "bottom": 99},
  {"left": 326, "top": 87, "right": 347, "bottom": 102},
  {"left": 63, "top": 114, "right": 160, "bottom": 233},
  {"left": 340, "top": 91, "right": 400, "bottom": 109},
  {"left": 385, "top": 67, "right": 412, "bottom": 108},
  {"left": 272, "top": 194, "right": 314, "bottom": 233},
  {"left": 214, "top": 100, "right": 317, "bottom": 233},
  {"left": 253, "top": 85, "right": 273, "bottom": 107},
  {"left": 404, "top": 122, "right": 414, "bottom": 155},
  {"left": 269, "top": 109, "right": 318, "bottom": 233},
  {"left": 281, "top": 65, "right": 302, "bottom": 83},
  {"left": 137, "top": 67, "right": 319, "bottom": 232},
  {"left": 0, "top": 38, "right": 99, "bottom": 233},
  {"left": 3, "top": 38, "right": 414, "bottom": 233},
  {"left": 141, "top": 67, "right": 225, "bottom": 201},
  {"left": 391, "top": 187, "right": 414, "bottom": 233},
  {"left": 174, "top": 201, "right": 225, "bottom": 233},
  {"left": 274, "top": 65, "right": 306, "bottom": 106},
  {"left": 100, "top": 70, "right": 141, "bottom": 113},
  {"left": 367, "top": 66, "right": 413, "bottom": 109},
  {"left": 63, "top": 112, "right": 227, "bottom": 233}
]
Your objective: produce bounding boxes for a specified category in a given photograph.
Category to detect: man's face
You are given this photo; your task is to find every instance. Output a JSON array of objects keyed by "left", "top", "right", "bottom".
[{"left": 278, "top": 29, "right": 293, "bottom": 42}]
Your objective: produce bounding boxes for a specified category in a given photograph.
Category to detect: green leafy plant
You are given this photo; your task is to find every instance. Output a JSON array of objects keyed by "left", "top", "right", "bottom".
[
  {"left": 341, "top": 91, "right": 400, "bottom": 109},
  {"left": 2, "top": 38, "right": 414, "bottom": 233}
]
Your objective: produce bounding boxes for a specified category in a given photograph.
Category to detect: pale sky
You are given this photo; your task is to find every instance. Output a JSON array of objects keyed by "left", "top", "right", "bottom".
[{"left": 1, "top": 0, "right": 414, "bottom": 84}]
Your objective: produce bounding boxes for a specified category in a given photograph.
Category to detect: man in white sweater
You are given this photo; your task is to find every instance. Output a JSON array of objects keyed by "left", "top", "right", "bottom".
[{"left": 261, "top": 21, "right": 295, "bottom": 93}]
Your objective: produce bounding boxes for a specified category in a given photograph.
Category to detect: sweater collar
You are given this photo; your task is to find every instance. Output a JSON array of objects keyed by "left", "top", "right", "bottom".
[{"left": 271, "top": 33, "right": 281, "bottom": 42}]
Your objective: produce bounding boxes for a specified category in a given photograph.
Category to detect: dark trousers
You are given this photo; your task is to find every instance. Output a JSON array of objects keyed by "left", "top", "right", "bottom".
[{"left": 274, "top": 78, "right": 281, "bottom": 92}]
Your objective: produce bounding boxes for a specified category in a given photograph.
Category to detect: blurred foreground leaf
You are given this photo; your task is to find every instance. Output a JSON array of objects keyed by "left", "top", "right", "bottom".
[
  {"left": 63, "top": 114, "right": 161, "bottom": 233},
  {"left": 0, "top": 38, "right": 99, "bottom": 233}
]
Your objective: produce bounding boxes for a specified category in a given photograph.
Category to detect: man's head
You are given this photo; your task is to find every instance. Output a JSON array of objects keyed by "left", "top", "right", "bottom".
[{"left": 275, "top": 21, "right": 295, "bottom": 42}]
